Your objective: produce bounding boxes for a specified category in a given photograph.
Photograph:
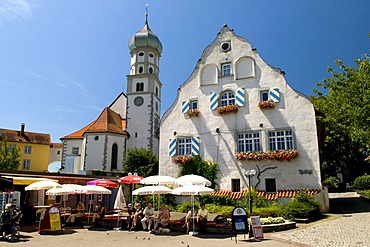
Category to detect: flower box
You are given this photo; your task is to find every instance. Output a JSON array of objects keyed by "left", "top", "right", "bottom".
[
  {"left": 186, "top": 109, "right": 200, "bottom": 117},
  {"left": 217, "top": 105, "right": 238, "bottom": 115},
  {"left": 173, "top": 155, "right": 193, "bottom": 164},
  {"left": 235, "top": 149, "right": 299, "bottom": 161},
  {"left": 258, "top": 101, "right": 275, "bottom": 110}
]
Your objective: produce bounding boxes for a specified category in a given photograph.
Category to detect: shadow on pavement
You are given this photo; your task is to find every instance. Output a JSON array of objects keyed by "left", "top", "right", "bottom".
[{"left": 330, "top": 197, "right": 370, "bottom": 214}]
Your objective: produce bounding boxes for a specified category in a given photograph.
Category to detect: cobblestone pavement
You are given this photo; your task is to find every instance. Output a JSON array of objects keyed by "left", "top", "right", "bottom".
[{"left": 271, "top": 212, "right": 370, "bottom": 247}]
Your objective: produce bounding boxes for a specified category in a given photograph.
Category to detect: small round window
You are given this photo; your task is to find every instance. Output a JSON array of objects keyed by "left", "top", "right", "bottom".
[
  {"left": 138, "top": 52, "right": 144, "bottom": 57},
  {"left": 149, "top": 53, "right": 154, "bottom": 58},
  {"left": 221, "top": 42, "right": 231, "bottom": 52},
  {"left": 94, "top": 136, "right": 99, "bottom": 141},
  {"left": 149, "top": 67, "right": 153, "bottom": 74}
]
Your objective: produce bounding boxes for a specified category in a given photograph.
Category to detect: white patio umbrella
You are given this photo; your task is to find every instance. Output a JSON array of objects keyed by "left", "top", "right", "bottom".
[
  {"left": 176, "top": 174, "right": 212, "bottom": 187},
  {"left": 25, "top": 181, "right": 62, "bottom": 191},
  {"left": 172, "top": 185, "right": 214, "bottom": 235},
  {"left": 114, "top": 185, "right": 126, "bottom": 209},
  {"left": 140, "top": 175, "right": 176, "bottom": 185},
  {"left": 133, "top": 185, "right": 173, "bottom": 195},
  {"left": 45, "top": 184, "right": 83, "bottom": 196}
]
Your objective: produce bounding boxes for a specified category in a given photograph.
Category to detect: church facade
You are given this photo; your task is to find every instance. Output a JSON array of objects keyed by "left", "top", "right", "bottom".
[
  {"left": 60, "top": 17, "right": 162, "bottom": 174},
  {"left": 159, "top": 25, "right": 322, "bottom": 193}
]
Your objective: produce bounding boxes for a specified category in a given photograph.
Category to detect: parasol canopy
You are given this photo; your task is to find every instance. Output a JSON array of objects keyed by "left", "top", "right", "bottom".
[
  {"left": 25, "top": 181, "right": 62, "bottom": 191},
  {"left": 176, "top": 174, "right": 212, "bottom": 187},
  {"left": 118, "top": 174, "right": 143, "bottom": 184},
  {"left": 133, "top": 185, "right": 173, "bottom": 195},
  {"left": 45, "top": 184, "right": 83, "bottom": 196},
  {"left": 75, "top": 185, "right": 112, "bottom": 195},
  {"left": 140, "top": 175, "right": 176, "bottom": 185},
  {"left": 114, "top": 185, "right": 126, "bottom": 209},
  {"left": 87, "top": 178, "right": 119, "bottom": 188},
  {"left": 172, "top": 185, "right": 214, "bottom": 196}
]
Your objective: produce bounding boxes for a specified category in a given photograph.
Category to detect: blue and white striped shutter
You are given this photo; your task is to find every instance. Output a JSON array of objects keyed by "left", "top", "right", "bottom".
[
  {"left": 181, "top": 100, "right": 190, "bottom": 113},
  {"left": 269, "top": 87, "right": 280, "bottom": 102},
  {"left": 169, "top": 138, "right": 177, "bottom": 157},
  {"left": 191, "top": 136, "right": 200, "bottom": 156},
  {"left": 209, "top": 92, "right": 218, "bottom": 110},
  {"left": 236, "top": 87, "right": 245, "bottom": 107}
]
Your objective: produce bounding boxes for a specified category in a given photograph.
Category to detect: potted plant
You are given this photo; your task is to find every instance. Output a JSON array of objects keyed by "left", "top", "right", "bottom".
[
  {"left": 217, "top": 105, "right": 238, "bottom": 114},
  {"left": 236, "top": 149, "right": 299, "bottom": 161},
  {"left": 173, "top": 155, "right": 193, "bottom": 164},
  {"left": 187, "top": 109, "right": 200, "bottom": 117},
  {"left": 258, "top": 101, "right": 276, "bottom": 110}
]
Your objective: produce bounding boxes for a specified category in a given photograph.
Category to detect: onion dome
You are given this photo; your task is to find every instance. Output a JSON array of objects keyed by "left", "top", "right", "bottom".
[{"left": 128, "top": 17, "right": 162, "bottom": 55}]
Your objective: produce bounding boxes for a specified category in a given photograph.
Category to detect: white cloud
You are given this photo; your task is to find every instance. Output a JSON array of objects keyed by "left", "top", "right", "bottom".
[{"left": 0, "top": 0, "right": 35, "bottom": 24}]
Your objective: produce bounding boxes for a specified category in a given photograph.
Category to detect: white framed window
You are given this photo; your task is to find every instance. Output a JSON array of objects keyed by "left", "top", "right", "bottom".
[
  {"left": 24, "top": 145, "right": 32, "bottom": 154},
  {"left": 238, "top": 132, "right": 261, "bottom": 152},
  {"left": 221, "top": 63, "right": 232, "bottom": 77},
  {"left": 72, "top": 147, "right": 79, "bottom": 155},
  {"left": 136, "top": 82, "right": 144, "bottom": 92},
  {"left": 220, "top": 91, "right": 235, "bottom": 106},
  {"left": 269, "top": 130, "right": 294, "bottom": 151},
  {"left": 23, "top": 159, "right": 31, "bottom": 170},
  {"left": 178, "top": 138, "right": 192, "bottom": 156},
  {"left": 190, "top": 100, "right": 198, "bottom": 110},
  {"left": 260, "top": 90, "right": 269, "bottom": 101}
]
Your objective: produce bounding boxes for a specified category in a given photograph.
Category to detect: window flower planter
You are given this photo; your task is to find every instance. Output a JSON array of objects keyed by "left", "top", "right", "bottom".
[
  {"left": 258, "top": 101, "right": 276, "bottom": 110},
  {"left": 236, "top": 149, "right": 299, "bottom": 161},
  {"left": 217, "top": 105, "right": 238, "bottom": 115},
  {"left": 187, "top": 109, "right": 200, "bottom": 117},
  {"left": 173, "top": 155, "right": 193, "bottom": 164}
]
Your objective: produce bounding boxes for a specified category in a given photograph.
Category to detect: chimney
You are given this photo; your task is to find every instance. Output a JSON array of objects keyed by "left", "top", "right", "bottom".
[{"left": 21, "top": 123, "right": 25, "bottom": 135}]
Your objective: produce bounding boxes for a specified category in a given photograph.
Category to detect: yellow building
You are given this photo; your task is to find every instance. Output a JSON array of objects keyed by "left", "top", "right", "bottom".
[{"left": 0, "top": 123, "right": 51, "bottom": 172}]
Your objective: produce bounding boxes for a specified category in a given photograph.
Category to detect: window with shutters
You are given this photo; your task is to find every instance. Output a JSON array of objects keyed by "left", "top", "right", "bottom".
[
  {"left": 260, "top": 90, "right": 269, "bottom": 102},
  {"left": 178, "top": 138, "right": 192, "bottom": 156},
  {"left": 269, "top": 130, "right": 294, "bottom": 151},
  {"left": 220, "top": 91, "right": 235, "bottom": 106},
  {"left": 190, "top": 100, "right": 198, "bottom": 110},
  {"left": 238, "top": 132, "right": 261, "bottom": 152}
]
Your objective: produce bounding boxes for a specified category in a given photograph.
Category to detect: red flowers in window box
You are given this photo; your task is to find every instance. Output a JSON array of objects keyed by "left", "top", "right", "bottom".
[
  {"left": 217, "top": 105, "right": 238, "bottom": 114},
  {"left": 173, "top": 155, "right": 193, "bottom": 164},
  {"left": 187, "top": 109, "right": 200, "bottom": 117},
  {"left": 235, "top": 149, "right": 299, "bottom": 161},
  {"left": 258, "top": 101, "right": 276, "bottom": 110}
]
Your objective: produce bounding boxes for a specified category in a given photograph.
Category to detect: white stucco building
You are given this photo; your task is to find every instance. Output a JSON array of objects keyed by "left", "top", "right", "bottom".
[
  {"left": 60, "top": 15, "right": 162, "bottom": 173},
  {"left": 159, "top": 25, "right": 322, "bottom": 193}
]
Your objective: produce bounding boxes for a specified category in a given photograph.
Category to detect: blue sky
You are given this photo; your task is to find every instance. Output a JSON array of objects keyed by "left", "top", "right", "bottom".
[{"left": 0, "top": 0, "right": 369, "bottom": 143}]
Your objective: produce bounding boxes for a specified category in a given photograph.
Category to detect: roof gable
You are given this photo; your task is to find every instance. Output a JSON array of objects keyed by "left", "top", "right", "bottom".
[{"left": 0, "top": 129, "right": 51, "bottom": 145}]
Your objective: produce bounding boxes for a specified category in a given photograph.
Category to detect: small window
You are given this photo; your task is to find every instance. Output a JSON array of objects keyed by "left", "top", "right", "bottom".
[
  {"left": 149, "top": 67, "right": 153, "bottom": 74},
  {"left": 221, "top": 42, "right": 231, "bottom": 52},
  {"left": 149, "top": 53, "right": 154, "bottom": 58},
  {"left": 94, "top": 136, "right": 99, "bottom": 141},
  {"left": 138, "top": 52, "right": 144, "bottom": 57},
  {"left": 231, "top": 179, "right": 240, "bottom": 192},
  {"left": 190, "top": 100, "right": 198, "bottom": 110},
  {"left": 238, "top": 132, "right": 261, "bottom": 152},
  {"left": 8, "top": 144, "right": 16, "bottom": 151},
  {"left": 177, "top": 138, "right": 192, "bottom": 156},
  {"left": 220, "top": 91, "right": 235, "bottom": 106},
  {"left": 23, "top": 160, "right": 31, "bottom": 170},
  {"left": 138, "top": 66, "right": 144, "bottom": 74},
  {"left": 24, "top": 146, "right": 32, "bottom": 154},
  {"left": 155, "top": 86, "right": 158, "bottom": 96},
  {"left": 57, "top": 151, "right": 60, "bottom": 155},
  {"left": 55, "top": 195, "right": 62, "bottom": 204},
  {"left": 72, "top": 147, "right": 79, "bottom": 155},
  {"left": 221, "top": 63, "right": 232, "bottom": 77},
  {"left": 265, "top": 178, "right": 276, "bottom": 193},
  {"left": 269, "top": 130, "right": 294, "bottom": 151},
  {"left": 260, "top": 90, "right": 269, "bottom": 102},
  {"left": 136, "top": 82, "right": 144, "bottom": 92}
]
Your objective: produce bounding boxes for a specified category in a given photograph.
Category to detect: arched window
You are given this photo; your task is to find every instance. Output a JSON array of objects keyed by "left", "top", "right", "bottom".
[
  {"left": 149, "top": 67, "right": 153, "bottom": 74},
  {"left": 111, "top": 143, "right": 118, "bottom": 171},
  {"left": 235, "top": 57, "right": 255, "bottom": 79},
  {"left": 138, "top": 66, "right": 144, "bottom": 74},
  {"left": 200, "top": 64, "right": 217, "bottom": 85},
  {"left": 220, "top": 91, "right": 235, "bottom": 106},
  {"left": 136, "top": 82, "right": 144, "bottom": 92}
]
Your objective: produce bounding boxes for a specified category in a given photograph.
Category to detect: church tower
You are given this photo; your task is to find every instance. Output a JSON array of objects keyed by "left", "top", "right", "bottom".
[{"left": 126, "top": 11, "right": 162, "bottom": 156}]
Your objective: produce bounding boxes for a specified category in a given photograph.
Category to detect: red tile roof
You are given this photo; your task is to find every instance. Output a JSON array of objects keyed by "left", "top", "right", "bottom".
[
  {"left": 210, "top": 189, "right": 320, "bottom": 200},
  {"left": 0, "top": 128, "right": 50, "bottom": 145},
  {"left": 50, "top": 143, "right": 63, "bottom": 148},
  {"left": 62, "top": 107, "right": 129, "bottom": 139}
]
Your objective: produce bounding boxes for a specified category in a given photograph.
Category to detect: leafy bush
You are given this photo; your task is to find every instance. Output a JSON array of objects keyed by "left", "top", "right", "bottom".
[
  {"left": 260, "top": 217, "right": 285, "bottom": 225},
  {"left": 356, "top": 190, "right": 370, "bottom": 198},
  {"left": 323, "top": 176, "right": 341, "bottom": 192},
  {"left": 175, "top": 201, "right": 198, "bottom": 213},
  {"left": 352, "top": 174, "right": 370, "bottom": 190},
  {"left": 277, "top": 192, "right": 321, "bottom": 220},
  {"left": 252, "top": 205, "right": 280, "bottom": 217}
]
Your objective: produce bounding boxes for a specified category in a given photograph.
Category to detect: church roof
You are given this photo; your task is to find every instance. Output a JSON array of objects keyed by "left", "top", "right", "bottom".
[
  {"left": 0, "top": 128, "right": 50, "bottom": 145},
  {"left": 128, "top": 20, "right": 162, "bottom": 55},
  {"left": 61, "top": 107, "right": 129, "bottom": 139}
]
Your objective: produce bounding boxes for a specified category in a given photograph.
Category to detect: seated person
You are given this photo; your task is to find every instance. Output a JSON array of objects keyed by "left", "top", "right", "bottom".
[
  {"left": 66, "top": 201, "right": 85, "bottom": 225},
  {"left": 92, "top": 201, "right": 106, "bottom": 226},
  {"left": 129, "top": 202, "right": 144, "bottom": 231},
  {"left": 153, "top": 203, "right": 170, "bottom": 232},
  {"left": 141, "top": 203, "right": 155, "bottom": 231},
  {"left": 183, "top": 207, "right": 197, "bottom": 234},
  {"left": 197, "top": 203, "right": 208, "bottom": 234},
  {"left": 123, "top": 203, "right": 136, "bottom": 229}
]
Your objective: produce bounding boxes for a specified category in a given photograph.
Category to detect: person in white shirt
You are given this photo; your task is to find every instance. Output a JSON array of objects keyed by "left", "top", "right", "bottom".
[
  {"left": 141, "top": 203, "right": 155, "bottom": 231},
  {"left": 197, "top": 203, "right": 208, "bottom": 234}
]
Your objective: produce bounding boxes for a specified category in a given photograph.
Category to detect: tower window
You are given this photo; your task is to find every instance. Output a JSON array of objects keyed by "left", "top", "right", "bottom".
[
  {"left": 136, "top": 82, "right": 144, "bottom": 92},
  {"left": 149, "top": 67, "right": 153, "bottom": 74},
  {"left": 149, "top": 53, "right": 154, "bottom": 58},
  {"left": 155, "top": 86, "right": 158, "bottom": 96},
  {"left": 138, "top": 66, "right": 144, "bottom": 74},
  {"left": 139, "top": 52, "right": 144, "bottom": 57}
]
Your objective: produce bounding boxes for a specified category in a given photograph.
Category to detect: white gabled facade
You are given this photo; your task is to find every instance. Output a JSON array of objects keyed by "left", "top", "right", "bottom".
[{"left": 159, "top": 25, "right": 322, "bottom": 193}]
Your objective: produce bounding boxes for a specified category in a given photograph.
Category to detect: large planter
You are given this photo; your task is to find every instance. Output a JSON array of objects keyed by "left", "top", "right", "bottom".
[
  {"left": 217, "top": 105, "right": 238, "bottom": 115},
  {"left": 173, "top": 155, "right": 192, "bottom": 164},
  {"left": 186, "top": 109, "right": 200, "bottom": 117},
  {"left": 236, "top": 149, "right": 300, "bottom": 161},
  {"left": 258, "top": 101, "right": 275, "bottom": 110}
]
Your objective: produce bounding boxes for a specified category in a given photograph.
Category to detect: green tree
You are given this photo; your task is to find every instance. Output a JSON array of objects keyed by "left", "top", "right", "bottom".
[
  {"left": 123, "top": 147, "right": 158, "bottom": 178},
  {"left": 312, "top": 54, "right": 370, "bottom": 182},
  {"left": 178, "top": 155, "right": 219, "bottom": 188},
  {"left": 0, "top": 140, "right": 21, "bottom": 170}
]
